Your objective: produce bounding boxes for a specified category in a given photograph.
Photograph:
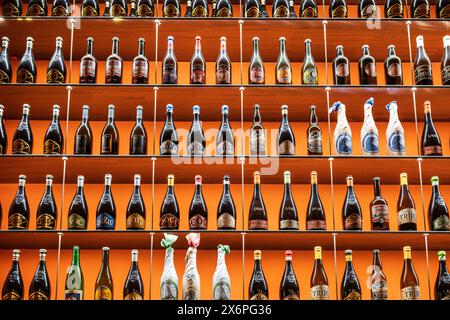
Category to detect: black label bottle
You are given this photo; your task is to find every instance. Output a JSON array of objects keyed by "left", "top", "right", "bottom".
[
  {"left": 27, "top": 0, "right": 48, "bottom": 15},
  {"left": 414, "top": 36, "right": 433, "bottom": 85},
  {"left": 163, "top": 0, "right": 181, "bottom": 16},
  {"left": 370, "top": 177, "right": 389, "bottom": 230},
  {"left": 385, "top": 0, "right": 404, "bottom": 17},
  {"left": 244, "top": 0, "right": 261, "bottom": 17},
  {"left": 441, "top": 36, "right": 450, "bottom": 85},
  {"left": 370, "top": 250, "right": 388, "bottom": 300},
  {"left": 401, "top": 246, "right": 421, "bottom": 300},
  {"left": 47, "top": 36, "right": 66, "bottom": 84},
  {"left": 130, "top": 106, "right": 147, "bottom": 155},
  {"left": 217, "top": 176, "right": 236, "bottom": 230},
  {"left": 0, "top": 37, "right": 12, "bottom": 84},
  {"left": 124, "top": 250, "right": 144, "bottom": 300},
  {"left": 74, "top": 105, "right": 93, "bottom": 154},
  {"left": 36, "top": 175, "right": 58, "bottom": 230},
  {"left": 187, "top": 105, "right": 206, "bottom": 156},
  {"left": 300, "top": 0, "right": 318, "bottom": 17},
  {"left": 1, "top": 250, "right": 23, "bottom": 300},
  {"left": 160, "top": 104, "right": 178, "bottom": 155},
  {"left": 341, "top": 250, "right": 362, "bottom": 300},
  {"left": 277, "top": 105, "right": 295, "bottom": 156},
  {"left": 80, "top": 37, "right": 97, "bottom": 84},
  {"left": 192, "top": 0, "right": 209, "bottom": 16},
  {"left": 162, "top": 36, "right": 178, "bottom": 84},
  {"left": 8, "top": 175, "right": 29, "bottom": 230},
  {"left": 273, "top": 0, "right": 290, "bottom": 17},
  {"left": 276, "top": 37, "right": 292, "bottom": 85},
  {"left": 333, "top": 45, "right": 350, "bottom": 85},
  {"left": 216, "top": 0, "right": 232, "bottom": 16},
  {"left": 302, "top": 39, "right": 319, "bottom": 85},
  {"left": 384, "top": 45, "right": 403, "bottom": 85},
  {"left": 17, "top": 37, "right": 37, "bottom": 84},
  {"left": 435, "top": 251, "right": 450, "bottom": 300},
  {"left": 250, "top": 104, "right": 266, "bottom": 156},
  {"left": 126, "top": 174, "right": 146, "bottom": 230},
  {"left": 437, "top": 0, "right": 450, "bottom": 18},
  {"left": 81, "top": 0, "right": 100, "bottom": 15},
  {"left": 358, "top": 45, "right": 377, "bottom": 85},
  {"left": 421, "top": 101, "right": 442, "bottom": 156},
  {"left": 43, "top": 105, "right": 64, "bottom": 155},
  {"left": 249, "top": 37, "right": 265, "bottom": 84},
  {"left": 307, "top": 105, "right": 322, "bottom": 155},
  {"left": 280, "top": 251, "right": 300, "bottom": 300},
  {"left": 96, "top": 174, "right": 116, "bottom": 230},
  {"left": 249, "top": 250, "right": 268, "bottom": 300},
  {"left": 52, "top": 0, "right": 69, "bottom": 16},
  {"left": 248, "top": 171, "right": 268, "bottom": 230},
  {"left": 397, "top": 173, "right": 417, "bottom": 231},
  {"left": 310, "top": 246, "right": 329, "bottom": 300},
  {"left": 429, "top": 176, "right": 450, "bottom": 231},
  {"left": 189, "top": 175, "right": 208, "bottom": 230},
  {"left": 105, "top": 37, "right": 123, "bottom": 84},
  {"left": 101, "top": 104, "right": 119, "bottom": 155},
  {"left": 279, "top": 171, "right": 299, "bottom": 230},
  {"left": 64, "top": 246, "right": 84, "bottom": 300},
  {"left": 329, "top": 0, "right": 348, "bottom": 17},
  {"left": 3, "top": 0, "right": 23, "bottom": 16},
  {"left": 132, "top": 38, "right": 148, "bottom": 84},
  {"left": 110, "top": 0, "right": 127, "bottom": 16},
  {"left": 216, "top": 105, "right": 234, "bottom": 156},
  {"left": 190, "top": 36, "right": 206, "bottom": 85},
  {"left": 342, "top": 176, "right": 362, "bottom": 230},
  {"left": 411, "top": 0, "right": 430, "bottom": 18},
  {"left": 160, "top": 174, "right": 180, "bottom": 230},
  {"left": 12, "top": 104, "right": 33, "bottom": 155},
  {"left": 216, "top": 37, "right": 231, "bottom": 85},
  {"left": 29, "top": 249, "right": 51, "bottom": 300},
  {"left": 306, "top": 171, "right": 326, "bottom": 230},
  {"left": 94, "top": 247, "right": 114, "bottom": 300},
  {"left": 68, "top": 175, "right": 88, "bottom": 230},
  {"left": 358, "top": 0, "right": 377, "bottom": 18},
  {"left": 0, "top": 105, "right": 7, "bottom": 154}
]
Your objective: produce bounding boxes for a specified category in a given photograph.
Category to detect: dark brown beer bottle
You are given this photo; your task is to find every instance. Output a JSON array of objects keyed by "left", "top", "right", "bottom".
[
  {"left": 248, "top": 171, "right": 268, "bottom": 230},
  {"left": 189, "top": 175, "right": 208, "bottom": 230},
  {"left": 43, "top": 105, "right": 64, "bottom": 155},
  {"left": 276, "top": 37, "right": 292, "bottom": 85},
  {"left": 123, "top": 250, "right": 144, "bottom": 300},
  {"left": 0, "top": 37, "right": 12, "bottom": 84},
  {"left": 216, "top": 37, "right": 231, "bottom": 85},
  {"left": 8, "top": 175, "right": 29, "bottom": 230},
  {"left": 310, "top": 246, "right": 329, "bottom": 300},
  {"left": 358, "top": 0, "right": 377, "bottom": 17},
  {"left": 74, "top": 105, "right": 93, "bottom": 154},
  {"left": 370, "top": 177, "right": 389, "bottom": 230},
  {"left": 12, "top": 104, "right": 33, "bottom": 155},
  {"left": 105, "top": 37, "right": 123, "bottom": 84},
  {"left": 2, "top": 250, "right": 23, "bottom": 300},
  {"left": 249, "top": 37, "right": 265, "bottom": 84},
  {"left": 187, "top": 105, "right": 205, "bottom": 156},
  {"left": 421, "top": 101, "right": 442, "bottom": 156},
  {"left": 216, "top": 105, "right": 234, "bottom": 156},
  {"left": 96, "top": 174, "right": 116, "bottom": 230},
  {"left": 162, "top": 36, "right": 178, "bottom": 84},
  {"left": 160, "top": 174, "right": 180, "bottom": 230},
  {"left": 29, "top": 249, "right": 51, "bottom": 300},
  {"left": 80, "top": 38, "right": 97, "bottom": 84},
  {"left": 414, "top": 35, "right": 433, "bottom": 85},
  {"left": 81, "top": 0, "right": 100, "bottom": 16},
  {"left": 279, "top": 171, "right": 299, "bottom": 230},
  {"left": 0, "top": 105, "right": 7, "bottom": 154},
  {"left": 385, "top": 0, "right": 404, "bottom": 17},
  {"left": 3, "top": 0, "right": 23, "bottom": 16},
  {"left": 250, "top": 104, "right": 266, "bottom": 156},
  {"left": 342, "top": 176, "right": 362, "bottom": 231},
  {"left": 17, "top": 37, "right": 37, "bottom": 84},
  {"left": 217, "top": 176, "right": 236, "bottom": 230},
  {"left": 435, "top": 251, "right": 450, "bottom": 300},
  {"left": 190, "top": 36, "right": 206, "bottom": 85},
  {"left": 36, "top": 175, "right": 58, "bottom": 230},
  {"left": 160, "top": 104, "right": 178, "bottom": 155},
  {"left": 436, "top": 0, "right": 450, "bottom": 18},
  {"left": 329, "top": 0, "right": 348, "bottom": 17},
  {"left": 280, "top": 251, "right": 300, "bottom": 300},
  {"left": 411, "top": 0, "right": 430, "bottom": 18},
  {"left": 163, "top": 0, "right": 181, "bottom": 16},
  {"left": 130, "top": 106, "right": 147, "bottom": 155},
  {"left": 52, "top": 0, "right": 69, "bottom": 16},
  {"left": 126, "top": 174, "right": 146, "bottom": 230},
  {"left": 307, "top": 106, "right": 322, "bottom": 155},
  {"left": 101, "top": 105, "right": 119, "bottom": 155},
  {"left": 358, "top": 45, "right": 377, "bottom": 85},
  {"left": 277, "top": 105, "right": 295, "bottom": 155},
  {"left": 68, "top": 175, "right": 88, "bottom": 230},
  {"left": 273, "top": 0, "right": 290, "bottom": 17},
  {"left": 306, "top": 171, "right": 327, "bottom": 230},
  {"left": 244, "top": 0, "right": 261, "bottom": 17},
  {"left": 441, "top": 36, "right": 450, "bottom": 85},
  {"left": 132, "top": 38, "right": 149, "bottom": 85},
  {"left": 27, "top": 0, "right": 47, "bottom": 15},
  {"left": 401, "top": 246, "right": 421, "bottom": 300},
  {"left": 192, "top": 0, "right": 209, "bottom": 16},
  {"left": 47, "top": 37, "right": 66, "bottom": 84},
  {"left": 429, "top": 177, "right": 450, "bottom": 231},
  {"left": 384, "top": 45, "right": 403, "bottom": 85},
  {"left": 94, "top": 247, "right": 114, "bottom": 300},
  {"left": 397, "top": 173, "right": 417, "bottom": 231},
  {"left": 249, "top": 250, "right": 268, "bottom": 300},
  {"left": 136, "top": 0, "right": 154, "bottom": 16},
  {"left": 300, "top": 0, "right": 318, "bottom": 17},
  {"left": 370, "top": 250, "right": 388, "bottom": 300},
  {"left": 333, "top": 45, "right": 350, "bottom": 85},
  {"left": 341, "top": 250, "right": 362, "bottom": 300}
]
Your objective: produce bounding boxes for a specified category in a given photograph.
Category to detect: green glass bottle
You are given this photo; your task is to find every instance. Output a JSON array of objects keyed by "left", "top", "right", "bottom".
[{"left": 64, "top": 246, "right": 84, "bottom": 300}]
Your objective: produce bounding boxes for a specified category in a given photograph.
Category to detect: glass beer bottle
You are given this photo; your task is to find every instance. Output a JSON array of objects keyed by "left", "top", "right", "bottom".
[
  {"left": 441, "top": 35, "right": 450, "bottom": 85},
  {"left": 217, "top": 176, "right": 236, "bottom": 230},
  {"left": 160, "top": 174, "right": 180, "bottom": 230},
  {"left": 249, "top": 250, "right": 268, "bottom": 300},
  {"left": 384, "top": 45, "right": 403, "bottom": 85},
  {"left": 36, "top": 175, "right": 58, "bottom": 230},
  {"left": 279, "top": 171, "right": 299, "bottom": 230},
  {"left": 96, "top": 174, "right": 116, "bottom": 230},
  {"left": 370, "top": 177, "right": 389, "bottom": 230},
  {"left": 397, "top": 173, "right": 417, "bottom": 231},
  {"left": 428, "top": 176, "right": 450, "bottom": 231},
  {"left": 342, "top": 176, "right": 362, "bottom": 231},
  {"left": 306, "top": 171, "right": 326, "bottom": 230},
  {"left": 401, "top": 246, "right": 421, "bottom": 300},
  {"left": 275, "top": 37, "right": 292, "bottom": 85},
  {"left": 74, "top": 106, "right": 93, "bottom": 154},
  {"left": 435, "top": 251, "right": 450, "bottom": 300},
  {"left": 190, "top": 36, "right": 206, "bottom": 85},
  {"left": 8, "top": 175, "right": 30, "bottom": 230},
  {"left": 249, "top": 37, "right": 265, "bottom": 84},
  {"left": 421, "top": 101, "right": 442, "bottom": 156},
  {"left": 0, "top": 37, "right": 12, "bottom": 84},
  {"left": 79, "top": 37, "right": 97, "bottom": 84},
  {"left": 414, "top": 35, "right": 433, "bottom": 85},
  {"left": 341, "top": 250, "right": 362, "bottom": 300},
  {"left": 94, "top": 247, "right": 114, "bottom": 300},
  {"left": 64, "top": 246, "right": 84, "bottom": 300},
  {"left": 370, "top": 250, "right": 388, "bottom": 300},
  {"left": 2, "top": 249, "right": 23, "bottom": 300},
  {"left": 248, "top": 172, "right": 268, "bottom": 230},
  {"left": 302, "top": 39, "right": 319, "bottom": 85},
  {"left": 43, "top": 105, "right": 64, "bottom": 155},
  {"left": 162, "top": 36, "right": 178, "bottom": 85},
  {"left": 17, "top": 37, "right": 37, "bottom": 84},
  {"left": 68, "top": 175, "right": 88, "bottom": 230},
  {"left": 29, "top": 249, "right": 51, "bottom": 300},
  {"left": 124, "top": 250, "right": 144, "bottom": 300},
  {"left": 279, "top": 251, "right": 300, "bottom": 300},
  {"left": 126, "top": 174, "right": 146, "bottom": 230},
  {"left": 310, "top": 246, "right": 329, "bottom": 300},
  {"left": 160, "top": 104, "right": 179, "bottom": 155},
  {"left": 216, "top": 37, "right": 231, "bottom": 85}
]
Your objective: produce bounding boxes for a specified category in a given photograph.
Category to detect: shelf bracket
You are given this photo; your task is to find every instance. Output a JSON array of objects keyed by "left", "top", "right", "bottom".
[
  {"left": 55, "top": 231, "right": 64, "bottom": 300},
  {"left": 332, "top": 232, "right": 338, "bottom": 300}
]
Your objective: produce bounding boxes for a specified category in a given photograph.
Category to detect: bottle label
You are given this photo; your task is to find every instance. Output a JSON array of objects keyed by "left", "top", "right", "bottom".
[
  {"left": 277, "top": 66, "right": 291, "bottom": 84},
  {"left": 8, "top": 213, "right": 28, "bottom": 229},
  {"left": 131, "top": 135, "right": 146, "bottom": 154},
  {"left": 306, "top": 220, "right": 326, "bottom": 230},
  {"left": 283, "top": 294, "right": 300, "bottom": 300},
  {"left": 360, "top": 4, "right": 376, "bottom": 18},
  {"left": 216, "top": 7, "right": 232, "bottom": 17},
  {"left": 216, "top": 66, "right": 230, "bottom": 84},
  {"left": 17, "top": 69, "right": 34, "bottom": 83},
  {"left": 423, "top": 145, "right": 442, "bottom": 156},
  {"left": 213, "top": 280, "right": 231, "bottom": 300},
  {"left": 47, "top": 69, "right": 65, "bottom": 84},
  {"left": 362, "top": 132, "right": 379, "bottom": 154},
  {"left": 278, "top": 140, "right": 295, "bottom": 155},
  {"left": 2, "top": 291, "right": 21, "bottom": 300},
  {"left": 160, "top": 140, "right": 178, "bottom": 155},
  {"left": 27, "top": 4, "right": 46, "bottom": 16},
  {"left": 216, "top": 141, "right": 234, "bottom": 156},
  {"left": 75, "top": 135, "right": 89, "bottom": 154},
  {"left": 105, "top": 60, "right": 122, "bottom": 83},
  {"left": 397, "top": 208, "right": 416, "bottom": 225},
  {"left": 401, "top": 286, "right": 420, "bottom": 300},
  {"left": 344, "top": 213, "right": 362, "bottom": 230},
  {"left": 336, "top": 133, "right": 352, "bottom": 154},
  {"left": 414, "top": 65, "right": 433, "bottom": 84},
  {"left": 161, "top": 279, "right": 178, "bottom": 300},
  {"left": 132, "top": 60, "right": 148, "bottom": 81},
  {"left": 124, "top": 292, "right": 143, "bottom": 300},
  {"left": 439, "top": 5, "right": 450, "bottom": 18},
  {"left": 250, "top": 66, "right": 264, "bottom": 84},
  {"left": 248, "top": 219, "right": 268, "bottom": 230},
  {"left": 137, "top": 4, "right": 153, "bottom": 16},
  {"left": 189, "top": 214, "right": 207, "bottom": 229},
  {"left": 64, "top": 289, "right": 83, "bottom": 300},
  {"left": 163, "top": 4, "right": 179, "bottom": 17},
  {"left": 218, "top": 213, "right": 236, "bottom": 229},
  {"left": 386, "top": 3, "right": 403, "bottom": 17},
  {"left": 245, "top": 6, "right": 260, "bottom": 17},
  {"left": 160, "top": 213, "right": 180, "bottom": 229},
  {"left": 388, "top": 131, "right": 405, "bottom": 153},
  {"left": 29, "top": 291, "right": 49, "bottom": 300},
  {"left": 3, "top": 3, "right": 20, "bottom": 16},
  {"left": 250, "top": 293, "right": 268, "bottom": 300},
  {"left": 68, "top": 213, "right": 87, "bottom": 229},
  {"left": 192, "top": 5, "right": 207, "bottom": 17},
  {"left": 37, "top": 213, "right": 56, "bottom": 229},
  {"left": 274, "top": 5, "right": 289, "bottom": 17},
  {"left": 0, "top": 70, "right": 10, "bottom": 83},
  {"left": 388, "top": 62, "right": 402, "bottom": 77},
  {"left": 442, "top": 65, "right": 450, "bottom": 84},
  {"left": 371, "top": 280, "right": 388, "bottom": 300},
  {"left": 280, "top": 219, "right": 299, "bottom": 229},
  {"left": 12, "top": 139, "right": 31, "bottom": 154},
  {"left": 331, "top": 5, "right": 347, "bottom": 18},
  {"left": 303, "top": 67, "right": 318, "bottom": 85},
  {"left": 187, "top": 141, "right": 205, "bottom": 155},
  {"left": 335, "top": 62, "right": 349, "bottom": 77},
  {"left": 308, "top": 130, "right": 322, "bottom": 153},
  {"left": 371, "top": 204, "right": 389, "bottom": 225},
  {"left": 433, "top": 215, "right": 450, "bottom": 231},
  {"left": 82, "top": 5, "right": 99, "bottom": 16},
  {"left": 110, "top": 4, "right": 126, "bottom": 16},
  {"left": 311, "top": 285, "right": 329, "bottom": 300},
  {"left": 301, "top": 7, "right": 318, "bottom": 17},
  {"left": 191, "top": 66, "right": 205, "bottom": 84},
  {"left": 127, "top": 213, "right": 146, "bottom": 229},
  {"left": 343, "top": 291, "right": 362, "bottom": 300},
  {"left": 364, "top": 62, "right": 377, "bottom": 79},
  {"left": 250, "top": 131, "right": 265, "bottom": 154},
  {"left": 413, "top": 4, "right": 429, "bottom": 18},
  {"left": 101, "top": 134, "right": 114, "bottom": 154},
  {"left": 80, "top": 60, "right": 96, "bottom": 79},
  {"left": 44, "top": 139, "right": 62, "bottom": 154},
  {"left": 52, "top": 5, "right": 69, "bottom": 16},
  {"left": 162, "top": 63, "right": 178, "bottom": 84},
  {"left": 96, "top": 212, "right": 115, "bottom": 230},
  {"left": 95, "top": 286, "right": 112, "bottom": 300}
]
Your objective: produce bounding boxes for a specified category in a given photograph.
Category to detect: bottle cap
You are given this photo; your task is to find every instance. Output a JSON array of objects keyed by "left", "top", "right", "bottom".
[
  {"left": 168, "top": 35, "right": 174, "bottom": 41},
  {"left": 416, "top": 35, "right": 424, "bottom": 42},
  {"left": 2, "top": 36, "right": 9, "bottom": 42},
  {"left": 403, "top": 246, "right": 411, "bottom": 252},
  {"left": 77, "top": 175, "right": 85, "bottom": 181},
  {"left": 222, "top": 105, "right": 229, "bottom": 113},
  {"left": 136, "top": 105, "right": 143, "bottom": 111},
  {"left": 166, "top": 104, "right": 174, "bottom": 112},
  {"left": 254, "top": 104, "right": 260, "bottom": 109},
  {"left": 73, "top": 245, "right": 80, "bottom": 250},
  {"left": 195, "top": 175, "right": 202, "bottom": 184},
  {"left": 336, "top": 45, "right": 343, "bottom": 50},
  {"left": 105, "top": 174, "right": 112, "bottom": 180},
  {"left": 13, "top": 249, "right": 21, "bottom": 255},
  {"left": 314, "top": 246, "right": 322, "bottom": 252},
  {"left": 134, "top": 173, "right": 141, "bottom": 180},
  {"left": 373, "top": 176, "right": 380, "bottom": 181},
  {"left": 87, "top": 37, "right": 94, "bottom": 42},
  {"left": 254, "top": 250, "right": 261, "bottom": 259},
  {"left": 345, "top": 249, "right": 352, "bottom": 255},
  {"left": 252, "top": 36, "right": 260, "bottom": 42},
  {"left": 82, "top": 105, "right": 89, "bottom": 110},
  {"left": 56, "top": 36, "right": 63, "bottom": 42},
  {"left": 23, "top": 103, "right": 31, "bottom": 110},
  {"left": 39, "top": 248, "right": 47, "bottom": 254},
  {"left": 438, "top": 251, "right": 446, "bottom": 261},
  {"left": 281, "top": 104, "right": 288, "bottom": 110},
  {"left": 102, "top": 247, "right": 110, "bottom": 251},
  {"left": 26, "top": 36, "right": 34, "bottom": 42},
  {"left": 444, "top": 35, "right": 450, "bottom": 47},
  {"left": 53, "top": 104, "right": 60, "bottom": 110},
  {"left": 112, "top": 36, "right": 119, "bottom": 42},
  {"left": 168, "top": 174, "right": 174, "bottom": 180},
  {"left": 400, "top": 172, "right": 407, "bottom": 178},
  {"left": 195, "top": 35, "right": 201, "bottom": 41},
  {"left": 0, "top": 104, "right": 4, "bottom": 111},
  {"left": 304, "top": 39, "right": 311, "bottom": 43},
  {"left": 373, "top": 249, "right": 380, "bottom": 254},
  {"left": 279, "top": 36, "right": 286, "bottom": 42},
  {"left": 193, "top": 105, "right": 200, "bottom": 113},
  {"left": 346, "top": 175, "right": 353, "bottom": 181},
  {"left": 108, "top": 104, "right": 115, "bottom": 110},
  {"left": 46, "top": 174, "right": 53, "bottom": 180},
  {"left": 285, "top": 250, "right": 292, "bottom": 256},
  {"left": 220, "top": 36, "right": 227, "bottom": 41},
  {"left": 431, "top": 176, "right": 439, "bottom": 184},
  {"left": 19, "top": 174, "right": 27, "bottom": 180},
  {"left": 284, "top": 171, "right": 291, "bottom": 177},
  {"left": 132, "top": 249, "right": 139, "bottom": 255},
  {"left": 223, "top": 175, "right": 230, "bottom": 183},
  {"left": 311, "top": 171, "right": 317, "bottom": 176},
  {"left": 138, "top": 38, "right": 145, "bottom": 43},
  {"left": 254, "top": 171, "right": 260, "bottom": 177},
  {"left": 310, "top": 105, "right": 316, "bottom": 109},
  {"left": 388, "top": 44, "right": 395, "bottom": 49}
]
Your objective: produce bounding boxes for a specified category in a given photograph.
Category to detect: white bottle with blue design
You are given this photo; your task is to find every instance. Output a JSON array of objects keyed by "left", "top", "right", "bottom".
[
  {"left": 329, "top": 101, "right": 352, "bottom": 155},
  {"left": 360, "top": 97, "right": 379, "bottom": 155},
  {"left": 386, "top": 101, "right": 406, "bottom": 155}
]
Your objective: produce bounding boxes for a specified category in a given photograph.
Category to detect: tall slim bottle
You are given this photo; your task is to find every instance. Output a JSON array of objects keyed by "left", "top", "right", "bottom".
[
  {"left": 79, "top": 38, "right": 97, "bottom": 84},
  {"left": 68, "top": 176, "right": 88, "bottom": 230},
  {"left": 276, "top": 37, "right": 292, "bottom": 85},
  {"left": 47, "top": 36, "right": 66, "bottom": 84},
  {"left": 401, "top": 246, "right": 421, "bottom": 300},
  {"left": 250, "top": 104, "right": 266, "bottom": 156},
  {"left": 213, "top": 245, "right": 231, "bottom": 300},
  {"left": 397, "top": 173, "right": 417, "bottom": 231},
  {"left": 17, "top": 37, "right": 37, "bottom": 84},
  {"left": 421, "top": 101, "right": 442, "bottom": 156},
  {"left": 302, "top": 39, "right": 319, "bottom": 85},
  {"left": 8, "top": 175, "right": 29, "bottom": 230},
  {"left": 64, "top": 246, "right": 84, "bottom": 300},
  {"left": 160, "top": 104, "right": 178, "bottom": 155},
  {"left": 162, "top": 36, "right": 178, "bottom": 84},
  {"left": 43, "top": 104, "right": 64, "bottom": 155},
  {"left": 36, "top": 175, "right": 58, "bottom": 230},
  {"left": 216, "top": 105, "right": 234, "bottom": 156},
  {"left": 310, "top": 246, "right": 329, "bottom": 300},
  {"left": 249, "top": 37, "right": 265, "bottom": 84},
  {"left": 428, "top": 176, "right": 450, "bottom": 231},
  {"left": 329, "top": 0, "right": 348, "bottom": 17},
  {"left": 249, "top": 250, "right": 268, "bottom": 300},
  {"left": 333, "top": 45, "right": 350, "bottom": 85},
  {"left": 216, "top": 37, "right": 232, "bottom": 85},
  {"left": 0, "top": 105, "right": 7, "bottom": 154},
  {"left": 306, "top": 171, "right": 326, "bottom": 230},
  {"left": 132, "top": 38, "right": 149, "bottom": 84},
  {"left": 341, "top": 250, "right": 362, "bottom": 300},
  {"left": 189, "top": 175, "right": 208, "bottom": 230},
  {"left": 160, "top": 234, "right": 179, "bottom": 300},
  {"left": 217, "top": 176, "right": 236, "bottom": 230},
  {"left": 124, "top": 250, "right": 144, "bottom": 300},
  {"left": 370, "top": 250, "right": 388, "bottom": 300},
  {"left": 183, "top": 233, "right": 201, "bottom": 300},
  {"left": 342, "top": 176, "right": 362, "bottom": 231},
  {"left": 386, "top": 101, "right": 406, "bottom": 155},
  {"left": 187, "top": 105, "right": 206, "bottom": 156},
  {"left": 441, "top": 36, "right": 450, "bottom": 85},
  {"left": 279, "top": 251, "right": 300, "bottom": 300},
  {"left": 94, "top": 247, "right": 113, "bottom": 300},
  {"left": 0, "top": 37, "right": 12, "bottom": 83},
  {"left": 29, "top": 249, "right": 51, "bottom": 300},
  {"left": 360, "top": 97, "right": 379, "bottom": 155},
  {"left": 126, "top": 174, "right": 146, "bottom": 230},
  {"left": 414, "top": 36, "right": 433, "bottom": 85},
  {"left": 248, "top": 171, "right": 268, "bottom": 230},
  {"left": 358, "top": 45, "right": 377, "bottom": 85},
  {"left": 74, "top": 106, "right": 93, "bottom": 154},
  {"left": 384, "top": 45, "right": 403, "bottom": 85},
  {"left": 12, "top": 104, "right": 33, "bottom": 155},
  {"left": 160, "top": 175, "right": 180, "bottom": 230},
  {"left": 307, "top": 105, "right": 322, "bottom": 155},
  {"left": 130, "top": 106, "right": 147, "bottom": 155},
  {"left": 435, "top": 251, "right": 450, "bottom": 300},
  {"left": 1, "top": 250, "right": 23, "bottom": 300},
  {"left": 279, "top": 171, "right": 299, "bottom": 230},
  {"left": 190, "top": 36, "right": 206, "bottom": 85},
  {"left": 101, "top": 104, "right": 119, "bottom": 155},
  {"left": 96, "top": 174, "right": 116, "bottom": 230},
  {"left": 329, "top": 101, "right": 352, "bottom": 155},
  {"left": 105, "top": 37, "right": 123, "bottom": 84},
  {"left": 277, "top": 105, "right": 295, "bottom": 155},
  {"left": 370, "top": 177, "right": 389, "bottom": 230}
]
